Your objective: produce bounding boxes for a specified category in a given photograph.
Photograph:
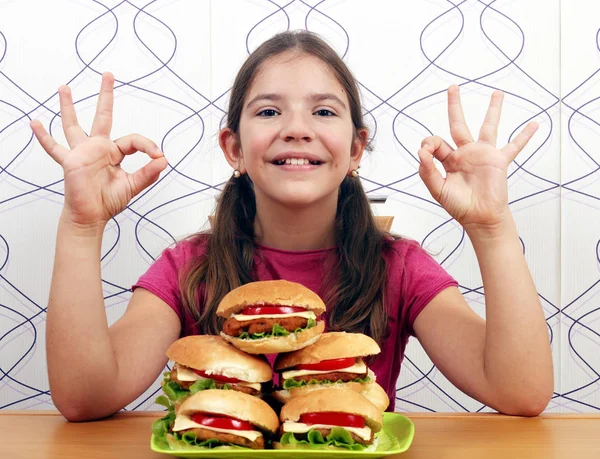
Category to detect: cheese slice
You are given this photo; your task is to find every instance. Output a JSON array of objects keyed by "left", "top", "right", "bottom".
[
  {"left": 176, "top": 366, "right": 207, "bottom": 382},
  {"left": 175, "top": 366, "right": 261, "bottom": 391},
  {"left": 173, "top": 414, "right": 263, "bottom": 442},
  {"left": 282, "top": 359, "right": 367, "bottom": 380},
  {"left": 231, "top": 311, "right": 316, "bottom": 322},
  {"left": 282, "top": 421, "right": 372, "bottom": 442}
]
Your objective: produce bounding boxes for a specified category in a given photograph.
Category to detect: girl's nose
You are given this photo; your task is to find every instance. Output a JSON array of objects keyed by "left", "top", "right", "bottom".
[{"left": 279, "top": 112, "right": 315, "bottom": 142}]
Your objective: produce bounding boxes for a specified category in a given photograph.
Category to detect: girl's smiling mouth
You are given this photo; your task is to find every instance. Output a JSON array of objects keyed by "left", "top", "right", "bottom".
[
  {"left": 272, "top": 158, "right": 322, "bottom": 166},
  {"left": 271, "top": 152, "right": 324, "bottom": 167}
]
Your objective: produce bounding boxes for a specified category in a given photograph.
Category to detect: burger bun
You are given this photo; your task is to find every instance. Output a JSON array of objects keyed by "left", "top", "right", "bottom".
[{"left": 220, "top": 320, "right": 325, "bottom": 354}]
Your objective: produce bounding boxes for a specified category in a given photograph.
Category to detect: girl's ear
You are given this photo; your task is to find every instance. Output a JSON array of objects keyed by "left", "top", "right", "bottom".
[
  {"left": 349, "top": 128, "right": 368, "bottom": 172},
  {"left": 219, "top": 128, "right": 246, "bottom": 174}
]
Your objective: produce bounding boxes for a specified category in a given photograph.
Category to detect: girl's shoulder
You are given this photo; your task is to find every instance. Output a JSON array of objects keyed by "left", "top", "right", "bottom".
[
  {"left": 159, "top": 233, "right": 211, "bottom": 266},
  {"left": 383, "top": 236, "right": 422, "bottom": 259},
  {"left": 383, "top": 236, "right": 444, "bottom": 272}
]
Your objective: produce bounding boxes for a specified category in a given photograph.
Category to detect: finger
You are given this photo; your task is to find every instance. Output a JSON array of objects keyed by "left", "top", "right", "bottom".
[
  {"left": 129, "top": 157, "right": 168, "bottom": 197},
  {"left": 30, "top": 119, "right": 69, "bottom": 164},
  {"left": 422, "top": 135, "right": 455, "bottom": 163},
  {"left": 478, "top": 90, "right": 504, "bottom": 146},
  {"left": 501, "top": 121, "right": 539, "bottom": 162},
  {"left": 90, "top": 72, "right": 115, "bottom": 137},
  {"left": 114, "top": 134, "right": 162, "bottom": 158},
  {"left": 418, "top": 146, "right": 445, "bottom": 202},
  {"left": 58, "top": 85, "right": 88, "bottom": 148},
  {"left": 448, "top": 85, "right": 474, "bottom": 147}
]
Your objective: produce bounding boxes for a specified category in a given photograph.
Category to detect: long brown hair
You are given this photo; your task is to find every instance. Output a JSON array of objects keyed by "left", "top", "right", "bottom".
[{"left": 180, "top": 31, "right": 399, "bottom": 345}]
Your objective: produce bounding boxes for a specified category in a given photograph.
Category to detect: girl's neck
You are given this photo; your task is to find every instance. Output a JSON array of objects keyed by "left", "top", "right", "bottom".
[{"left": 253, "top": 194, "right": 337, "bottom": 251}]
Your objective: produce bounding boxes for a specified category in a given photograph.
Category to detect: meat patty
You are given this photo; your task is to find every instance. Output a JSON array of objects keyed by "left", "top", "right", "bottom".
[
  {"left": 284, "top": 428, "right": 373, "bottom": 446},
  {"left": 180, "top": 427, "right": 265, "bottom": 449},
  {"left": 288, "top": 371, "right": 367, "bottom": 384},
  {"left": 169, "top": 368, "right": 260, "bottom": 395},
  {"left": 223, "top": 316, "right": 309, "bottom": 337}
]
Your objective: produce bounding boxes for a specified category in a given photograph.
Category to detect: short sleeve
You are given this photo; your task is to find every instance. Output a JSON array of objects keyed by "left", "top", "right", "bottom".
[
  {"left": 401, "top": 242, "right": 459, "bottom": 336},
  {"left": 132, "top": 239, "right": 203, "bottom": 323}
]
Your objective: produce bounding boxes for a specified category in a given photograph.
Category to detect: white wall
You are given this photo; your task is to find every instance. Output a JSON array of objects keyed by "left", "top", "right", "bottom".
[{"left": 0, "top": 0, "right": 595, "bottom": 413}]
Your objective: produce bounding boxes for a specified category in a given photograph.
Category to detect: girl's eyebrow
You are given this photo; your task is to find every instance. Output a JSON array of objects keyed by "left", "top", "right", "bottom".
[
  {"left": 310, "top": 93, "right": 347, "bottom": 110},
  {"left": 245, "top": 93, "right": 347, "bottom": 110},
  {"left": 246, "top": 93, "right": 281, "bottom": 109}
]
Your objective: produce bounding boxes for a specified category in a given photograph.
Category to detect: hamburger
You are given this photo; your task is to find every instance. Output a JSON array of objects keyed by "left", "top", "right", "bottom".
[
  {"left": 274, "top": 332, "right": 386, "bottom": 409},
  {"left": 153, "top": 389, "right": 279, "bottom": 450},
  {"left": 217, "top": 280, "right": 326, "bottom": 354},
  {"left": 161, "top": 335, "right": 272, "bottom": 408},
  {"left": 275, "top": 388, "right": 383, "bottom": 451}
]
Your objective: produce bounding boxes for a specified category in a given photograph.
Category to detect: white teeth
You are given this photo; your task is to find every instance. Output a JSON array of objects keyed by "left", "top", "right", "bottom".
[{"left": 276, "top": 158, "right": 316, "bottom": 166}]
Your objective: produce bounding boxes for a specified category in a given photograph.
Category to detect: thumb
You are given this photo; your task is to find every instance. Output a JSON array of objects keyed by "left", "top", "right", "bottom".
[
  {"left": 130, "top": 157, "right": 168, "bottom": 196},
  {"left": 418, "top": 147, "right": 444, "bottom": 202}
]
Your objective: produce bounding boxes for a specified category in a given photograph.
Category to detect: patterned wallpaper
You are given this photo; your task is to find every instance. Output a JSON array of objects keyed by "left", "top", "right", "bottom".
[{"left": 0, "top": 0, "right": 597, "bottom": 413}]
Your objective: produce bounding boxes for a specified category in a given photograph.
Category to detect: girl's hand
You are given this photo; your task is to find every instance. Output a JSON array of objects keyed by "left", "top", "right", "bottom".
[
  {"left": 31, "top": 72, "right": 168, "bottom": 229},
  {"left": 418, "top": 85, "right": 538, "bottom": 233}
]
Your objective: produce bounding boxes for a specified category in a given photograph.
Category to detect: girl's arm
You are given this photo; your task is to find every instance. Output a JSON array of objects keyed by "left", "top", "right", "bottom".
[
  {"left": 412, "top": 86, "right": 553, "bottom": 416},
  {"left": 32, "top": 73, "right": 176, "bottom": 421},
  {"left": 47, "top": 217, "right": 181, "bottom": 421}
]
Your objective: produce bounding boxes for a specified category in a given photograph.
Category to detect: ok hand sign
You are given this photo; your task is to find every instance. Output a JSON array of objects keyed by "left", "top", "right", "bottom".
[
  {"left": 31, "top": 73, "right": 168, "bottom": 229},
  {"left": 418, "top": 85, "right": 538, "bottom": 233}
]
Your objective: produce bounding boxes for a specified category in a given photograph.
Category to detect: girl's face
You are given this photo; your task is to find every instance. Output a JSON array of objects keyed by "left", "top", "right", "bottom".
[{"left": 224, "top": 52, "right": 365, "bottom": 209}]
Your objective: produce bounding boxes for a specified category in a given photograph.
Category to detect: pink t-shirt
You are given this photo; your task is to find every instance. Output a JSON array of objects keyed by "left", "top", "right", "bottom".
[{"left": 133, "top": 237, "right": 457, "bottom": 411}]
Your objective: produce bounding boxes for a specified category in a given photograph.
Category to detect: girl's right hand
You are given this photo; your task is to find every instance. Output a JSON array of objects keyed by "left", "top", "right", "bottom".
[{"left": 31, "top": 72, "right": 168, "bottom": 229}]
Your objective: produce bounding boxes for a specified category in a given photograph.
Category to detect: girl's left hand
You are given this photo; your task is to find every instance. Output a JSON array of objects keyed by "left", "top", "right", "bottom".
[{"left": 418, "top": 85, "right": 538, "bottom": 233}]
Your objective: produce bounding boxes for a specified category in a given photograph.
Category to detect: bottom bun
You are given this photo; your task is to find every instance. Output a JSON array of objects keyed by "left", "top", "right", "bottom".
[{"left": 220, "top": 321, "right": 325, "bottom": 354}]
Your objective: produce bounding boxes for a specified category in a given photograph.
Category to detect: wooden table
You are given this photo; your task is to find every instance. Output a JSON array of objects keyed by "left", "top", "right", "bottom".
[{"left": 2, "top": 411, "right": 600, "bottom": 458}]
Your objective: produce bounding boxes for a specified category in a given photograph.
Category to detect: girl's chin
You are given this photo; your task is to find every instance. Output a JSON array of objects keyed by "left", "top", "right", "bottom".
[{"left": 264, "top": 190, "right": 338, "bottom": 209}]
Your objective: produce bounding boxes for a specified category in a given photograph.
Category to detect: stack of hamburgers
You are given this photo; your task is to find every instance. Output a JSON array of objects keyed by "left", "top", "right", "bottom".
[{"left": 152, "top": 279, "right": 388, "bottom": 452}]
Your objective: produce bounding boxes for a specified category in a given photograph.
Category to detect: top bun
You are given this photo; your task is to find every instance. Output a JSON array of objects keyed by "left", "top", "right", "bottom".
[
  {"left": 217, "top": 280, "right": 326, "bottom": 318},
  {"left": 178, "top": 389, "right": 279, "bottom": 434},
  {"left": 275, "top": 332, "right": 381, "bottom": 371},
  {"left": 166, "top": 335, "right": 272, "bottom": 382},
  {"left": 279, "top": 388, "right": 383, "bottom": 433}
]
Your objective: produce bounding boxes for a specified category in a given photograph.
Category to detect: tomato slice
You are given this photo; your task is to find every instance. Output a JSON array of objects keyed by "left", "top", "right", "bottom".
[
  {"left": 295, "top": 357, "right": 356, "bottom": 371},
  {"left": 300, "top": 412, "right": 365, "bottom": 428},
  {"left": 241, "top": 306, "right": 306, "bottom": 315},
  {"left": 191, "top": 413, "right": 254, "bottom": 431},
  {"left": 192, "top": 369, "right": 242, "bottom": 383}
]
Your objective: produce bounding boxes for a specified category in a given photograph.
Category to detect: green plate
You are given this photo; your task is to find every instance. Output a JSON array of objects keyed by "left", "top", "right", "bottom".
[{"left": 150, "top": 412, "right": 415, "bottom": 458}]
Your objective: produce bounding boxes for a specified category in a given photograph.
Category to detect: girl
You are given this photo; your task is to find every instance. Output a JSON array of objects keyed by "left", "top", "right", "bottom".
[{"left": 31, "top": 31, "right": 553, "bottom": 421}]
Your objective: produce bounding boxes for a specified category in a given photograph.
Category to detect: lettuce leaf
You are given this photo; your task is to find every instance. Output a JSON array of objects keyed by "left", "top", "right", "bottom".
[
  {"left": 189, "top": 378, "right": 216, "bottom": 394},
  {"left": 238, "top": 317, "right": 317, "bottom": 340},
  {"left": 174, "top": 431, "right": 247, "bottom": 449},
  {"left": 282, "top": 375, "right": 371, "bottom": 390},
  {"left": 151, "top": 396, "right": 176, "bottom": 448},
  {"left": 163, "top": 381, "right": 190, "bottom": 402},
  {"left": 279, "top": 427, "right": 367, "bottom": 451},
  {"left": 162, "top": 375, "right": 232, "bottom": 402}
]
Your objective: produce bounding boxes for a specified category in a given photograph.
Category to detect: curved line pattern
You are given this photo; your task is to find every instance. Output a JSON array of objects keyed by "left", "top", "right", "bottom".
[{"left": 0, "top": 0, "right": 594, "bottom": 413}]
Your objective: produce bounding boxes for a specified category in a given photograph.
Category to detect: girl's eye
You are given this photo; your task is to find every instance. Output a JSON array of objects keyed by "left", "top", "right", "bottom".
[
  {"left": 257, "top": 109, "right": 279, "bottom": 117},
  {"left": 314, "top": 109, "right": 335, "bottom": 117}
]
